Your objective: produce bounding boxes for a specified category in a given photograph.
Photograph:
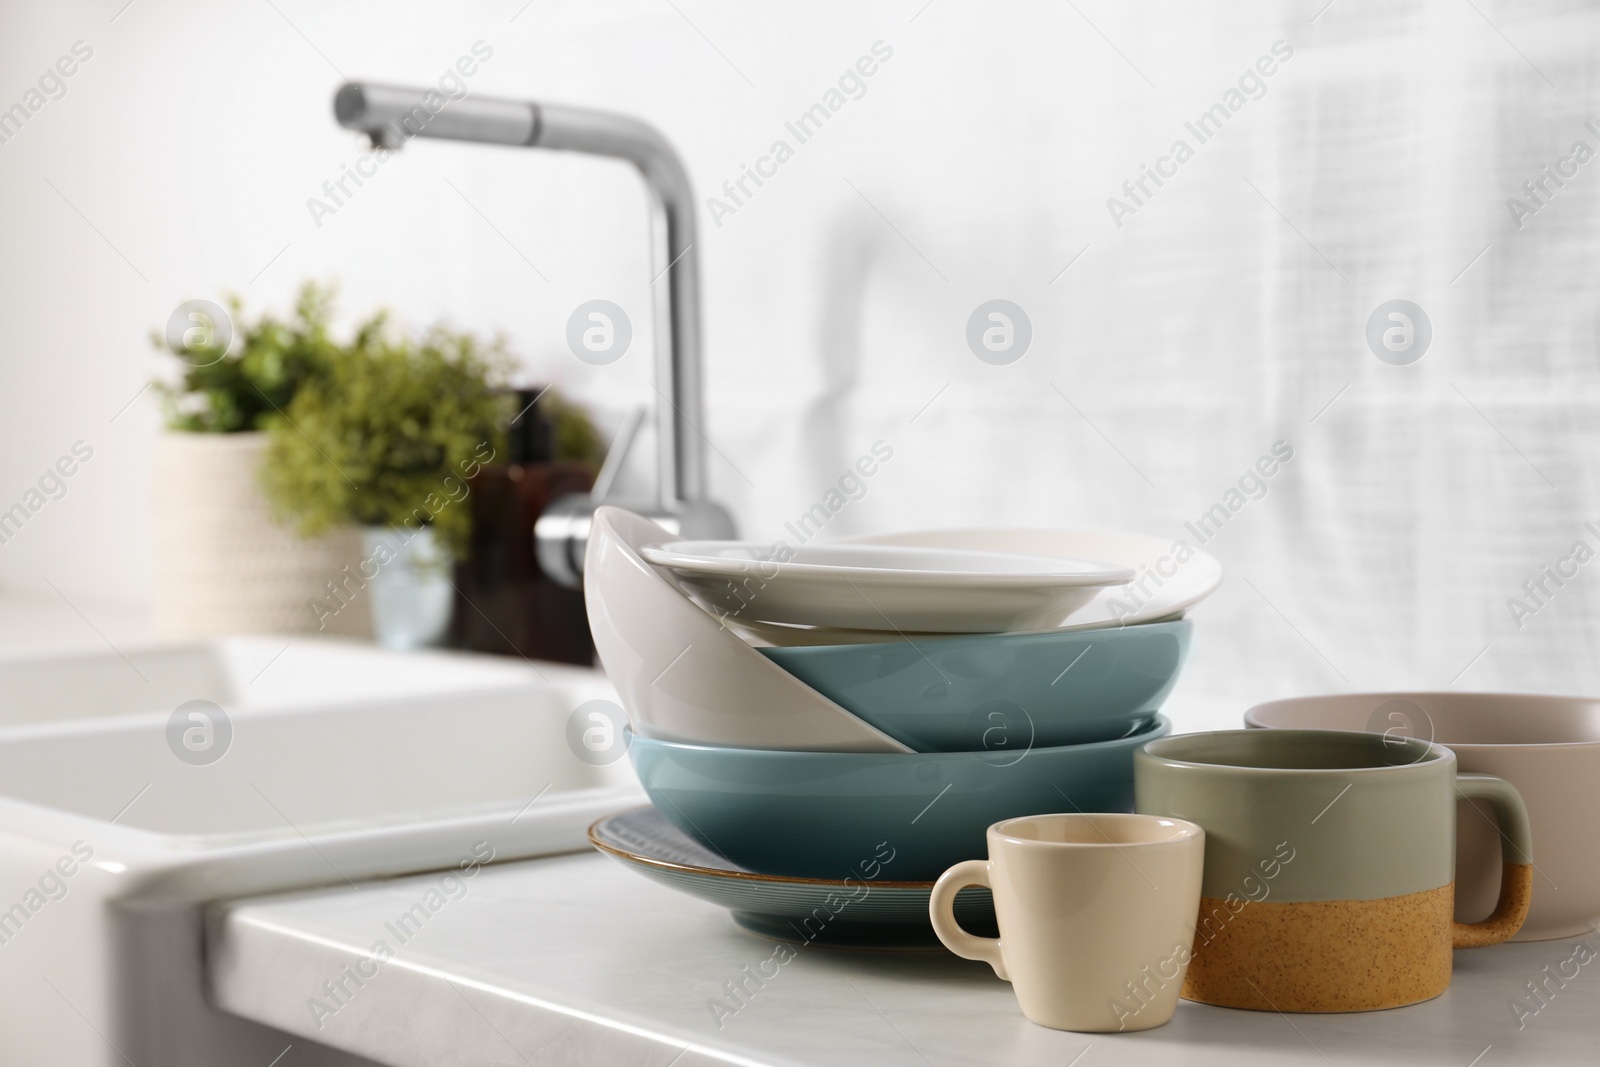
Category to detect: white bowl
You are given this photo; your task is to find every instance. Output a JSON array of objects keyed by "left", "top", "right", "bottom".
[
  {"left": 640, "top": 540, "right": 1133, "bottom": 633},
  {"left": 583, "top": 507, "right": 911, "bottom": 753},
  {"left": 1245, "top": 692, "right": 1600, "bottom": 942}
]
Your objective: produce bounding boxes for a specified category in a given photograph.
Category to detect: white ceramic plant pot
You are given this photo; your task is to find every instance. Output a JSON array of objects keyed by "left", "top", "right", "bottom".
[
  {"left": 150, "top": 431, "right": 373, "bottom": 639},
  {"left": 360, "top": 525, "right": 454, "bottom": 650}
]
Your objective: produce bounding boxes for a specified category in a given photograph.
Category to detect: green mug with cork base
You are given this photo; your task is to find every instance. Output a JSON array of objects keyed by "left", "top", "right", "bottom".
[{"left": 1134, "top": 729, "right": 1532, "bottom": 1012}]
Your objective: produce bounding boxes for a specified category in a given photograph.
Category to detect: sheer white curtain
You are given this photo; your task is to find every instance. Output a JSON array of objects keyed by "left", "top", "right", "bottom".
[{"left": 747, "top": 1, "right": 1600, "bottom": 729}]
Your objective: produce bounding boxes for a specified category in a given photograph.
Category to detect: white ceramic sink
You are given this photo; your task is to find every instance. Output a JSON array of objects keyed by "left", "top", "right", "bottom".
[
  {"left": 0, "top": 636, "right": 550, "bottom": 727},
  {"left": 0, "top": 637, "right": 641, "bottom": 1066}
]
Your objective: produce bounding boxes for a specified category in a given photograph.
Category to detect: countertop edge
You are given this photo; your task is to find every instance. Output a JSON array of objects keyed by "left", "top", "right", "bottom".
[{"left": 206, "top": 898, "right": 788, "bottom": 1067}]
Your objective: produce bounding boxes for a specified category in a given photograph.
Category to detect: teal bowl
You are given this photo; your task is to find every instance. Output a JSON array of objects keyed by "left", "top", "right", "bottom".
[
  {"left": 758, "top": 619, "right": 1190, "bottom": 752},
  {"left": 626, "top": 716, "right": 1170, "bottom": 880}
]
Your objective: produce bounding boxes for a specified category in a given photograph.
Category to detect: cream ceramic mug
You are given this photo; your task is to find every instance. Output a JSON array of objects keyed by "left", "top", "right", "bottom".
[{"left": 929, "top": 813, "right": 1205, "bottom": 1032}]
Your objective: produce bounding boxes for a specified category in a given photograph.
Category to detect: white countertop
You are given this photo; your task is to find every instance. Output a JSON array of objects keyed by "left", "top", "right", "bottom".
[
  {"left": 10, "top": 593, "right": 1588, "bottom": 1064},
  {"left": 208, "top": 849, "right": 1600, "bottom": 1067}
]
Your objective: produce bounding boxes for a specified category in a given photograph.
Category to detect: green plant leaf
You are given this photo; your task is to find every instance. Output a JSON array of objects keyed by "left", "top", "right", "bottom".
[
  {"left": 257, "top": 313, "right": 513, "bottom": 562},
  {"left": 152, "top": 281, "right": 337, "bottom": 434}
]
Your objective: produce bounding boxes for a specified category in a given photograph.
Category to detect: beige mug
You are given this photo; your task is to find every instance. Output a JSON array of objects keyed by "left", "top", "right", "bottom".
[{"left": 929, "top": 813, "right": 1205, "bottom": 1032}]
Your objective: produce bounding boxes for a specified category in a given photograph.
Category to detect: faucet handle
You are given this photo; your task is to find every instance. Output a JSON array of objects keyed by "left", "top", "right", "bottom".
[
  {"left": 539, "top": 405, "right": 738, "bottom": 588},
  {"left": 589, "top": 407, "right": 646, "bottom": 503},
  {"left": 536, "top": 408, "right": 734, "bottom": 588}
]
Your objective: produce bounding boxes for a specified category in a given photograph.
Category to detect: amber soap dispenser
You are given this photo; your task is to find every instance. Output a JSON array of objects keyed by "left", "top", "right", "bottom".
[{"left": 449, "top": 388, "right": 595, "bottom": 665}]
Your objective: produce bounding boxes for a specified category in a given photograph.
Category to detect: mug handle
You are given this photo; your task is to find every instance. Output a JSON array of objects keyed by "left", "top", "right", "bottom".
[
  {"left": 1452, "top": 772, "right": 1534, "bottom": 948},
  {"left": 929, "top": 859, "right": 1008, "bottom": 980}
]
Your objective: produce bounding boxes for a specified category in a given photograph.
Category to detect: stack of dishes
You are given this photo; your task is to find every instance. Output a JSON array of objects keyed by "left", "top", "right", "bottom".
[{"left": 584, "top": 507, "right": 1220, "bottom": 944}]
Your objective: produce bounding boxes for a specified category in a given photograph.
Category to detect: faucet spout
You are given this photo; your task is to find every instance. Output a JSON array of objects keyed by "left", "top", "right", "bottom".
[
  {"left": 333, "top": 82, "right": 733, "bottom": 585},
  {"left": 334, "top": 82, "right": 538, "bottom": 147}
]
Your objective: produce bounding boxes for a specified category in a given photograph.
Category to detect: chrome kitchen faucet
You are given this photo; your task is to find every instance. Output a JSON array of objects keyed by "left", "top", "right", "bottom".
[{"left": 333, "top": 82, "right": 736, "bottom": 587}]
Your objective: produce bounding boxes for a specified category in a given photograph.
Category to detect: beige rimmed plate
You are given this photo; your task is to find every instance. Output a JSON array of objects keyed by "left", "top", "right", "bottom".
[{"left": 589, "top": 807, "right": 995, "bottom": 948}]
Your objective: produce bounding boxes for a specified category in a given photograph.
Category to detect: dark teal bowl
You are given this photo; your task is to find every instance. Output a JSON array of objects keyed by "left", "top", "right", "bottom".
[
  {"left": 626, "top": 717, "right": 1170, "bottom": 880},
  {"left": 758, "top": 619, "right": 1190, "bottom": 752}
]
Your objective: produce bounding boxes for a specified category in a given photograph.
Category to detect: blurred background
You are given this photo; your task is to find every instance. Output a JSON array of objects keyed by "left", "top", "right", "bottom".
[{"left": 1, "top": 0, "right": 1596, "bottom": 724}]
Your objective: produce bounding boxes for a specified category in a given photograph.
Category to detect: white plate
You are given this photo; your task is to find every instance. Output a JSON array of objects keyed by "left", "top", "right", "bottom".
[
  {"left": 722, "top": 611, "right": 1188, "bottom": 648},
  {"left": 583, "top": 508, "right": 911, "bottom": 752},
  {"left": 640, "top": 541, "right": 1133, "bottom": 634},
  {"left": 715, "top": 528, "right": 1221, "bottom": 645}
]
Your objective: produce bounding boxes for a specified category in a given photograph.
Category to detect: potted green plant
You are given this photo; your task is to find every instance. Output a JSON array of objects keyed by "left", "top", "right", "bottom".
[
  {"left": 258, "top": 315, "right": 512, "bottom": 648},
  {"left": 150, "top": 283, "right": 374, "bottom": 638}
]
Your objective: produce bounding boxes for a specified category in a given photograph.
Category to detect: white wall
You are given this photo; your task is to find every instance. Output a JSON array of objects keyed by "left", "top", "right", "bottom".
[{"left": 2, "top": 0, "right": 1598, "bottom": 715}]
